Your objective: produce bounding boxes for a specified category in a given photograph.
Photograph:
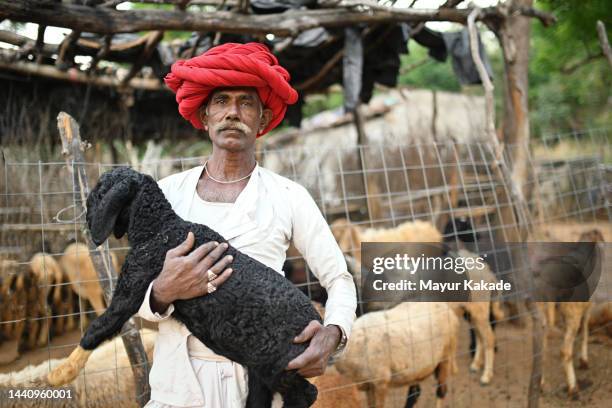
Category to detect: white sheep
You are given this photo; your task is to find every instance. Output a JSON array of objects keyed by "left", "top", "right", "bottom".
[
  {"left": 536, "top": 228, "right": 604, "bottom": 397},
  {"left": 0, "top": 328, "right": 156, "bottom": 407},
  {"left": 330, "top": 218, "right": 442, "bottom": 299},
  {"left": 59, "top": 243, "right": 120, "bottom": 321},
  {"left": 29, "top": 253, "right": 67, "bottom": 346},
  {"left": 589, "top": 301, "right": 612, "bottom": 337},
  {"left": 332, "top": 218, "right": 502, "bottom": 385},
  {"left": 334, "top": 301, "right": 458, "bottom": 408},
  {"left": 451, "top": 248, "right": 505, "bottom": 385},
  {"left": 1, "top": 259, "right": 26, "bottom": 365}
]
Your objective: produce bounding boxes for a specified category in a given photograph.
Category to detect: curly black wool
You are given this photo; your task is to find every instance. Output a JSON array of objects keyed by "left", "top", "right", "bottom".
[{"left": 81, "top": 167, "right": 321, "bottom": 408}]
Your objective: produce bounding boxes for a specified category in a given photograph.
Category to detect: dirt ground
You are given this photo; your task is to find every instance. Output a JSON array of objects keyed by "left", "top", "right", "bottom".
[
  {"left": 1, "top": 318, "right": 609, "bottom": 408},
  {"left": 0, "top": 221, "right": 610, "bottom": 407},
  {"left": 381, "top": 320, "right": 612, "bottom": 408}
]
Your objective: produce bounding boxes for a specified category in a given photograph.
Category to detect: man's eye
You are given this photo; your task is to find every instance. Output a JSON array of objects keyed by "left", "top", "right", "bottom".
[{"left": 241, "top": 101, "right": 253, "bottom": 107}]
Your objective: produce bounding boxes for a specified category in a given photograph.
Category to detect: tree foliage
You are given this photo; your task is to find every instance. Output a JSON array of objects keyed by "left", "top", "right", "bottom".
[{"left": 529, "top": 0, "right": 611, "bottom": 135}]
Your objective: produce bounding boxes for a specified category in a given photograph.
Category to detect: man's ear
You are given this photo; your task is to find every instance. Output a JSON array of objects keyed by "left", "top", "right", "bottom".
[
  {"left": 259, "top": 108, "right": 273, "bottom": 134},
  {"left": 199, "top": 106, "right": 209, "bottom": 131}
]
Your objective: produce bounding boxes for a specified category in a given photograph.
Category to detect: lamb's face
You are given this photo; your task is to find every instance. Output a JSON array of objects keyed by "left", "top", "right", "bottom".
[{"left": 87, "top": 167, "right": 145, "bottom": 246}]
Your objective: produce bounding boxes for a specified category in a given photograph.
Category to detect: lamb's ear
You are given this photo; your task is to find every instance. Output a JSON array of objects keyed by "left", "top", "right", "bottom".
[{"left": 87, "top": 176, "right": 140, "bottom": 246}]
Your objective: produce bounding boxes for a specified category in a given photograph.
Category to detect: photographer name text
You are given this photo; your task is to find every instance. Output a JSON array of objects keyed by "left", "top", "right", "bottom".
[{"left": 372, "top": 279, "right": 512, "bottom": 292}]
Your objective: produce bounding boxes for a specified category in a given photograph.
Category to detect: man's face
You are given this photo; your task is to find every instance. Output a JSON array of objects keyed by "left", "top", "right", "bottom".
[{"left": 200, "top": 87, "right": 272, "bottom": 152}]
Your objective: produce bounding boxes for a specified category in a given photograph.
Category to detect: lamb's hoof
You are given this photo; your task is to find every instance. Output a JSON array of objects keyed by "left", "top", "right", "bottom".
[
  {"left": 469, "top": 364, "right": 480, "bottom": 373},
  {"left": 578, "top": 358, "right": 589, "bottom": 370},
  {"left": 567, "top": 385, "right": 580, "bottom": 400},
  {"left": 48, "top": 362, "right": 79, "bottom": 386},
  {"left": 479, "top": 376, "right": 491, "bottom": 386},
  {"left": 47, "top": 346, "right": 92, "bottom": 386}
]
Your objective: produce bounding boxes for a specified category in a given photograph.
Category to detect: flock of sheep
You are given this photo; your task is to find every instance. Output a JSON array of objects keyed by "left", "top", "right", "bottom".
[
  {"left": 0, "top": 243, "right": 119, "bottom": 366},
  {"left": 0, "top": 217, "right": 609, "bottom": 408}
]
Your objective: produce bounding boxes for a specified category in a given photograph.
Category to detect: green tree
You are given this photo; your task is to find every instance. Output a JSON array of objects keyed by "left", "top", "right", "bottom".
[{"left": 529, "top": 0, "right": 612, "bottom": 135}]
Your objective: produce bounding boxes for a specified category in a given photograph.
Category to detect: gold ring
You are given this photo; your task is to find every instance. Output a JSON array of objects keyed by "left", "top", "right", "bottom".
[
  {"left": 207, "top": 282, "right": 217, "bottom": 294},
  {"left": 207, "top": 269, "right": 218, "bottom": 282}
]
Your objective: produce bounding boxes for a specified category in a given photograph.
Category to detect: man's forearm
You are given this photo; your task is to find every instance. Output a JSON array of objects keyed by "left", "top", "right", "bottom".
[{"left": 150, "top": 279, "right": 172, "bottom": 314}]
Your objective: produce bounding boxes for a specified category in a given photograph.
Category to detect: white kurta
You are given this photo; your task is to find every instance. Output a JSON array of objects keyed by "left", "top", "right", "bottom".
[{"left": 138, "top": 163, "right": 356, "bottom": 408}]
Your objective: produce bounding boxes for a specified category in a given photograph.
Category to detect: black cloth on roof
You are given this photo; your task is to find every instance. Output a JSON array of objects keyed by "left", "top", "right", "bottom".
[
  {"left": 411, "top": 26, "right": 447, "bottom": 61},
  {"left": 412, "top": 26, "right": 493, "bottom": 85},
  {"left": 343, "top": 27, "right": 363, "bottom": 112},
  {"left": 442, "top": 28, "right": 493, "bottom": 85},
  {"left": 360, "top": 24, "right": 409, "bottom": 102},
  {"left": 250, "top": 0, "right": 317, "bottom": 13}
]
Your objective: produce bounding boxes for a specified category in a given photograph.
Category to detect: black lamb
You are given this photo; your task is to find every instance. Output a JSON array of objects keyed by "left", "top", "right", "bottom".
[{"left": 47, "top": 167, "right": 321, "bottom": 408}]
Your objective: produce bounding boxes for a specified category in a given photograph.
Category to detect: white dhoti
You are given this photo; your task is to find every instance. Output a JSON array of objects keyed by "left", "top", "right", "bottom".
[{"left": 145, "top": 335, "right": 249, "bottom": 408}]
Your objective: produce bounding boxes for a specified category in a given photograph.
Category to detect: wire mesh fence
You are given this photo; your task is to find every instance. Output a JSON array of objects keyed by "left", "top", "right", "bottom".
[{"left": 0, "top": 126, "right": 610, "bottom": 407}]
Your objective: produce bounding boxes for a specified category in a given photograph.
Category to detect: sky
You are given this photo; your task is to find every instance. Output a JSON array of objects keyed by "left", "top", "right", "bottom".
[{"left": 0, "top": 0, "right": 501, "bottom": 50}]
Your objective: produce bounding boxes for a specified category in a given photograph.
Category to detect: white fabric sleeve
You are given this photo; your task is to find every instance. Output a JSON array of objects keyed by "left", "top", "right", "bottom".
[
  {"left": 138, "top": 281, "right": 175, "bottom": 322},
  {"left": 290, "top": 184, "right": 357, "bottom": 339}
]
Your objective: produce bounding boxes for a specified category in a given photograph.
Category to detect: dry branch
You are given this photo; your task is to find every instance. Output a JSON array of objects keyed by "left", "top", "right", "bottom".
[
  {"left": 56, "top": 30, "right": 81, "bottom": 69},
  {"left": 467, "top": 9, "right": 495, "bottom": 142},
  {"left": 0, "top": 59, "right": 165, "bottom": 91},
  {"left": 0, "top": 29, "right": 152, "bottom": 62},
  {"left": 560, "top": 51, "right": 604, "bottom": 74},
  {"left": 596, "top": 20, "right": 612, "bottom": 71},
  {"left": 0, "top": 1, "right": 554, "bottom": 36},
  {"left": 121, "top": 30, "right": 164, "bottom": 87}
]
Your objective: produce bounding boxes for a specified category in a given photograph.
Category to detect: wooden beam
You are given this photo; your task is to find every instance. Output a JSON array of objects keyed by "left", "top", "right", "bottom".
[
  {"left": 121, "top": 30, "right": 164, "bottom": 86},
  {"left": 0, "top": 29, "right": 150, "bottom": 56},
  {"left": 56, "top": 29, "right": 81, "bottom": 69},
  {"left": 103, "top": 0, "right": 237, "bottom": 6},
  {"left": 0, "top": 59, "right": 166, "bottom": 91},
  {"left": 0, "top": 1, "right": 554, "bottom": 36},
  {"left": 34, "top": 24, "right": 45, "bottom": 64},
  {"left": 88, "top": 34, "right": 112, "bottom": 74}
]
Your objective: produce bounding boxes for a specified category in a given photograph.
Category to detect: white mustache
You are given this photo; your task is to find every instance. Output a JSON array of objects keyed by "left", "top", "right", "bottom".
[{"left": 213, "top": 121, "right": 252, "bottom": 134}]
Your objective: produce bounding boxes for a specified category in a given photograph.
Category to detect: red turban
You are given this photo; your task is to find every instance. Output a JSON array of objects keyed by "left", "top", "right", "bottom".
[{"left": 164, "top": 42, "right": 298, "bottom": 137}]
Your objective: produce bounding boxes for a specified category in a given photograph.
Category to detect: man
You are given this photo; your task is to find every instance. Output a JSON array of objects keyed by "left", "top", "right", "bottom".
[{"left": 138, "top": 42, "right": 357, "bottom": 407}]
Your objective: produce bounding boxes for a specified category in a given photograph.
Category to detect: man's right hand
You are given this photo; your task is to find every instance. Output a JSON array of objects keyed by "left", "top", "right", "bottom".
[{"left": 150, "top": 231, "right": 234, "bottom": 314}]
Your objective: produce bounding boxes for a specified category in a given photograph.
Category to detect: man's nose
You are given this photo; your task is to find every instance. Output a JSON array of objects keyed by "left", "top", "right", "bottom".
[{"left": 223, "top": 101, "right": 240, "bottom": 120}]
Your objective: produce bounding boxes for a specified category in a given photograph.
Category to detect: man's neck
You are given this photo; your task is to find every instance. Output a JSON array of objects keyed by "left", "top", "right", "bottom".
[{"left": 205, "top": 149, "right": 257, "bottom": 181}]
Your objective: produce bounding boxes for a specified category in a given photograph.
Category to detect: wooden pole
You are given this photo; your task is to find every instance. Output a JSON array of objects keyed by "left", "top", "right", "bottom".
[
  {"left": 57, "top": 112, "right": 151, "bottom": 407},
  {"left": 596, "top": 20, "right": 612, "bottom": 71},
  {"left": 483, "top": 1, "right": 546, "bottom": 405}
]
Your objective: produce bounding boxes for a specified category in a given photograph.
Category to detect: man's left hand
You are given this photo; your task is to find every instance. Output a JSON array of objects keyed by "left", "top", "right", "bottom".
[{"left": 285, "top": 321, "right": 341, "bottom": 377}]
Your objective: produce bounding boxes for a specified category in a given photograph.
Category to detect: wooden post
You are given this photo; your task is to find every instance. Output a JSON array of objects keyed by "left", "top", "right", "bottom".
[
  {"left": 57, "top": 112, "right": 150, "bottom": 407},
  {"left": 485, "top": 1, "right": 545, "bottom": 406}
]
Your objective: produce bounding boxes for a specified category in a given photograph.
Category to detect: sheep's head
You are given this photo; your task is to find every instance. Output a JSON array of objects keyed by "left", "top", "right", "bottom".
[{"left": 86, "top": 167, "right": 145, "bottom": 246}]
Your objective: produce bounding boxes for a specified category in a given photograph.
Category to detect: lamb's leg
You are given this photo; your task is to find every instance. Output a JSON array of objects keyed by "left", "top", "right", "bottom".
[
  {"left": 546, "top": 302, "right": 556, "bottom": 329},
  {"left": 469, "top": 310, "right": 485, "bottom": 374},
  {"left": 64, "top": 287, "right": 76, "bottom": 332},
  {"left": 435, "top": 359, "right": 451, "bottom": 408},
  {"left": 365, "top": 383, "right": 388, "bottom": 408},
  {"left": 561, "top": 312, "right": 581, "bottom": 397},
  {"left": 246, "top": 372, "right": 273, "bottom": 408},
  {"left": 404, "top": 384, "right": 421, "bottom": 408},
  {"left": 36, "top": 293, "right": 51, "bottom": 347},
  {"left": 278, "top": 375, "right": 318, "bottom": 408},
  {"left": 48, "top": 269, "right": 147, "bottom": 386},
  {"left": 578, "top": 305, "right": 591, "bottom": 369},
  {"left": 541, "top": 309, "right": 549, "bottom": 389},
  {"left": 469, "top": 306, "right": 495, "bottom": 385},
  {"left": 88, "top": 293, "right": 106, "bottom": 317}
]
